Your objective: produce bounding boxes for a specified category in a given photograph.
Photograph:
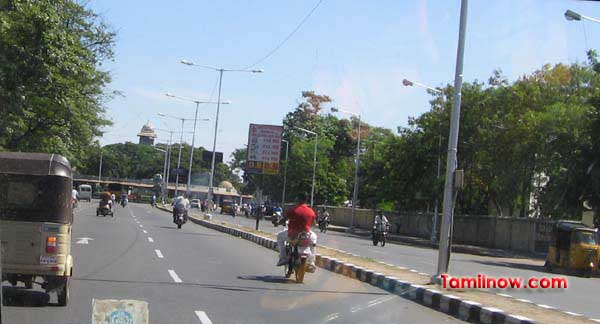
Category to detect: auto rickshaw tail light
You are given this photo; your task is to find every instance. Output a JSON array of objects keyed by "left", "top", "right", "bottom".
[{"left": 46, "top": 236, "right": 57, "bottom": 253}]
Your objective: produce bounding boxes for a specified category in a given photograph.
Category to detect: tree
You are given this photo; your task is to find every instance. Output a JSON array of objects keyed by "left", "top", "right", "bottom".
[{"left": 0, "top": 0, "right": 116, "bottom": 168}]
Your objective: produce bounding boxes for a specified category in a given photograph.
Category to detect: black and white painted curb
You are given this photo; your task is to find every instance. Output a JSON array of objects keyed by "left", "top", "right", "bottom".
[{"left": 155, "top": 207, "right": 538, "bottom": 324}]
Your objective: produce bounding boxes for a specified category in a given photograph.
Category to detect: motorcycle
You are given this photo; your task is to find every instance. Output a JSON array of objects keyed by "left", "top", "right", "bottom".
[
  {"left": 96, "top": 203, "right": 114, "bottom": 217},
  {"left": 318, "top": 216, "right": 329, "bottom": 233},
  {"left": 372, "top": 224, "right": 388, "bottom": 246},
  {"left": 174, "top": 209, "right": 187, "bottom": 229},
  {"left": 272, "top": 211, "right": 283, "bottom": 227},
  {"left": 71, "top": 198, "right": 78, "bottom": 209},
  {"left": 284, "top": 231, "right": 316, "bottom": 283}
]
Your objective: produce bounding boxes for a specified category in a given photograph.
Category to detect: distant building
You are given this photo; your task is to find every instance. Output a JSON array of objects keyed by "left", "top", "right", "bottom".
[{"left": 137, "top": 123, "right": 157, "bottom": 145}]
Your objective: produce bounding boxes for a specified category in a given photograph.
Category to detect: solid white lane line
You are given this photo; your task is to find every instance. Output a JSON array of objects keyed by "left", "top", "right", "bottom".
[
  {"left": 148, "top": 237, "right": 154, "bottom": 243},
  {"left": 194, "top": 311, "right": 213, "bottom": 324},
  {"left": 563, "top": 311, "right": 583, "bottom": 316},
  {"left": 168, "top": 270, "right": 182, "bottom": 283},
  {"left": 155, "top": 250, "right": 164, "bottom": 258},
  {"left": 143, "top": 230, "right": 148, "bottom": 234}
]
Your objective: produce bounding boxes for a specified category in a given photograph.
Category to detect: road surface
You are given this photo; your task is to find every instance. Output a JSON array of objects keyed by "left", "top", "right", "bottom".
[
  {"left": 206, "top": 209, "right": 600, "bottom": 320},
  {"left": 2, "top": 202, "right": 464, "bottom": 324}
]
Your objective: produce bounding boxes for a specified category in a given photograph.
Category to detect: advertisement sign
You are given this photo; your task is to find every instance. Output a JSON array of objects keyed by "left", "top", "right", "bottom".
[{"left": 246, "top": 124, "right": 283, "bottom": 175}]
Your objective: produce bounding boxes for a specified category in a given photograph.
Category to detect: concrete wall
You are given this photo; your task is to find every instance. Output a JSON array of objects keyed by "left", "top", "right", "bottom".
[{"left": 315, "top": 205, "right": 555, "bottom": 253}]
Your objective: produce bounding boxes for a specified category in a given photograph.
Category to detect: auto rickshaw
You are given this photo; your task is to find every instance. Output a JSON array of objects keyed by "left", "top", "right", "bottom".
[
  {"left": 545, "top": 220, "right": 600, "bottom": 277},
  {"left": 0, "top": 152, "right": 74, "bottom": 306},
  {"left": 96, "top": 191, "right": 114, "bottom": 217},
  {"left": 221, "top": 200, "right": 235, "bottom": 216}
]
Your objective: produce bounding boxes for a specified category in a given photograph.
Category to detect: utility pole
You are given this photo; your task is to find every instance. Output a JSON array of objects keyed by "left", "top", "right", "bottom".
[
  {"left": 281, "top": 139, "right": 289, "bottom": 207},
  {"left": 98, "top": 149, "right": 103, "bottom": 181},
  {"left": 435, "top": 0, "right": 469, "bottom": 280}
]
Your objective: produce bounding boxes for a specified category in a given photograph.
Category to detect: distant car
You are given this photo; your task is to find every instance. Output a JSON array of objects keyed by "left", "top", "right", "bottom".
[
  {"left": 190, "top": 199, "right": 200, "bottom": 209},
  {"left": 78, "top": 184, "right": 92, "bottom": 202}
]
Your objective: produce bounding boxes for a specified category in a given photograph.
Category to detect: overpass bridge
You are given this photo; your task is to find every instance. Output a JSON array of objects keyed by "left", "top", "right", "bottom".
[{"left": 74, "top": 175, "right": 252, "bottom": 203}]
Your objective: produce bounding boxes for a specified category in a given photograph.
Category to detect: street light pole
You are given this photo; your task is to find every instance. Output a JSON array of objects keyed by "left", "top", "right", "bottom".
[
  {"left": 180, "top": 59, "right": 263, "bottom": 203},
  {"left": 175, "top": 118, "right": 185, "bottom": 196},
  {"left": 295, "top": 127, "right": 318, "bottom": 208},
  {"left": 402, "top": 79, "right": 444, "bottom": 243},
  {"left": 436, "top": 0, "right": 469, "bottom": 280},
  {"left": 165, "top": 93, "right": 221, "bottom": 197},
  {"left": 208, "top": 69, "right": 224, "bottom": 203},
  {"left": 98, "top": 149, "right": 103, "bottom": 181},
  {"left": 281, "top": 139, "right": 289, "bottom": 206}
]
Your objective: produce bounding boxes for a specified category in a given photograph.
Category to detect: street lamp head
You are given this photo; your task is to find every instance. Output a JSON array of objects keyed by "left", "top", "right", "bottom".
[
  {"left": 157, "top": 113, "right": 166, "bottom": 117},
  {"left": 565, "top": 9, "right": 582, "bottom": 21},
  {"left": 165, "top": 93, "right": 174, "bottom": 98},
  {"left": 402, "top": 79, "right": 414, "bottom": 87},
  {"left": 222, "top": 100, "right": 232, "bottom": 105},
  {"left": 330, "top": 107, "right": 339, "bottom": 113},
  {"left": 180, "top": 59, "right": 194, "bottom": 65},
  {"left": 251, "top": 69, "right": 264, "bottom": 73}
]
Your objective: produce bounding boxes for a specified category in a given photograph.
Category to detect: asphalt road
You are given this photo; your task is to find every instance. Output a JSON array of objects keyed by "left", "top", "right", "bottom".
[
  {"left": 2, "top": 202, "right": 464, "bottom": 324},
  {"left": 205, "top": 210, "right": 600, "bottom": 320}
]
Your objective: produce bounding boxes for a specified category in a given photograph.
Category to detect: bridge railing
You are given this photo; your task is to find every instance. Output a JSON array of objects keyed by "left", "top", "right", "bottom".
[{"left": 74, "top": 174, "right": 155, "bottom": 185}]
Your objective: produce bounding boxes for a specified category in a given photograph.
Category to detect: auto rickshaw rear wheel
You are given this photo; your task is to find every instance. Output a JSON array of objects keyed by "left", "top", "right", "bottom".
[{"left": 57, "top": 277, "right": 69, "bottom": 306}]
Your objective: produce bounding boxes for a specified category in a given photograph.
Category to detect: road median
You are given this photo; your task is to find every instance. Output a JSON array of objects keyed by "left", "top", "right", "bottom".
[{"left": 155, "top": 205, "right": 593, "bottom": 324}]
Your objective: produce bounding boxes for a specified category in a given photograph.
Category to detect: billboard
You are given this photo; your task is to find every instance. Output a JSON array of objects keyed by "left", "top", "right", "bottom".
[
  {"left": 246, "top": 124, "right": 284, "bottom": 175},
  {"left": 202, "top": 151, "right": 223, "bottom": 164}
]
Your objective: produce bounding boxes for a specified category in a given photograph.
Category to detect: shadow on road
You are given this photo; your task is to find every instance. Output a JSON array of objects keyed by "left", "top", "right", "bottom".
[
  {"left": 1, "top": 286, "right": 54, "bottom": 307},
  {"left": 74, "top": 277, "right": 389, "bottom": 296},
  {"left": 237, "top": 275, "right": 292, "bottom": 284}
]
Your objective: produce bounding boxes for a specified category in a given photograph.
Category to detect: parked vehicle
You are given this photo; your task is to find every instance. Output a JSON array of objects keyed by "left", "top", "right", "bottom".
[
  {"left": 284, "top": 232, "right": 316, "bottom": 283},
  {"left": 0, "top": 152, "right": 74, "bottom": 306},
  {"left": 545, "top": 221, "right": 599, "bottom": 277},
  {"left": 78, "top": 184, "right": 92, "bottom": 202}
]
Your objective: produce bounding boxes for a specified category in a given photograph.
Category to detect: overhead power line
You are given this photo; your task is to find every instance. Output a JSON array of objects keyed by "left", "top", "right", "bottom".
[{"left": 242, "top": 0, "right": 325, "bottom": 70}]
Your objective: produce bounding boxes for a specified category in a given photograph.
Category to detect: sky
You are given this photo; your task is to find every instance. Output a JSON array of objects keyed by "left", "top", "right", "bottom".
[{"left": 89, "top": 0, "right": 600, "bottom": 163}]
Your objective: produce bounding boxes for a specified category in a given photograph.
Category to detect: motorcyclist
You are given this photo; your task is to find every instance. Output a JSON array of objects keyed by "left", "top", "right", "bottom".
[
  {"left": 172, "top": 194, "right": 190, "bottom": 223},
  {"left": 276, "top": 193, "right": 317, "bottom": 267},
  {"left": 151, "top": 194, "right": 156, "bottom": 207},
  {"left": 71, "top": 187, "right": 79, "bottom": 208},
  {"left": 121, "top": 192, "right": 128, "bottom": 207},
  {"left": 373, "top": 210, "right": 390, "bottom": 235},
  {"left": 318, "top": 208, "right": 330, "bottom": 226}
]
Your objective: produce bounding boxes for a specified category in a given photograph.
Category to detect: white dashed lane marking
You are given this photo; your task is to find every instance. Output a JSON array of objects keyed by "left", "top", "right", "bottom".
[
  {"left": 148, "top": 237, "right": 154, "bottom": 243},
  {"left": 168, "top": 270, "right": 182, "bottom": 283},
  {"left": 139, "top": 224, "right": 143, "bottom": 228},
  {"left": 143, "top": 230, "right": 148, "bottom": 234},
  {"left": 155, "top": 250, "right": 164, "bottom": 258},
  {"left": 195, "top": 311, "right": 213, "bottom": 324}
]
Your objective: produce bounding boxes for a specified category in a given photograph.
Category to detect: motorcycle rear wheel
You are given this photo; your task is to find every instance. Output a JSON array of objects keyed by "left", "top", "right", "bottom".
[
  {"left": 295, "top": 258, "right": 307, "bottom": 283},
  {"left": 381, "top": 235, "right": 386, "bottom": 247}
]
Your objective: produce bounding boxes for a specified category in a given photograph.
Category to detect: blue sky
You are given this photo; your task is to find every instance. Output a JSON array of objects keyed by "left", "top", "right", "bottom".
[{"left": 90, "top": 0, "right": 599, "bottom": 162}]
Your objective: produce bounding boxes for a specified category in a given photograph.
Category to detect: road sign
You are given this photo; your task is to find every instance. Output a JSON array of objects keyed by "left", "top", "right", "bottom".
[
  {"left": 202, "top": 151, "right": 223, "bottom": 164},
  {"left": 246, "top": 124, "right": 283, "bottom": 175}
]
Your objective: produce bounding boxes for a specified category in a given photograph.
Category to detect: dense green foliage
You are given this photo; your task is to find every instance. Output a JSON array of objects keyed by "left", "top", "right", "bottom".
[
  {"left": 0, "top": 0, "right": 115, "bottom": 167},
  {"left": 78, "top": 142, "right": 239, "bottom": 187},
  {"left": 234, "top": 55, "right": 600, "bottom": 218}
]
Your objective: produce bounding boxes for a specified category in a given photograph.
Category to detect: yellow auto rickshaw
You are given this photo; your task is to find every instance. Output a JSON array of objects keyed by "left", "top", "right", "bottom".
[
  {"left": 545, "top": 220, "right": 600, "bottom": 277},
  {"left": 221, "top": 200, "right": 235, "bottom": 216},
  {"left": 0, "top": 152, "right": 74, "bottom": 305}
]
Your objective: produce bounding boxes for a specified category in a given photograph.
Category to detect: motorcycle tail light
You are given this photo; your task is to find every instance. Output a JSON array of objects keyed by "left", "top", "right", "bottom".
[{"left": 46, "top": 236, "right": 57, "bottom": 253}]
